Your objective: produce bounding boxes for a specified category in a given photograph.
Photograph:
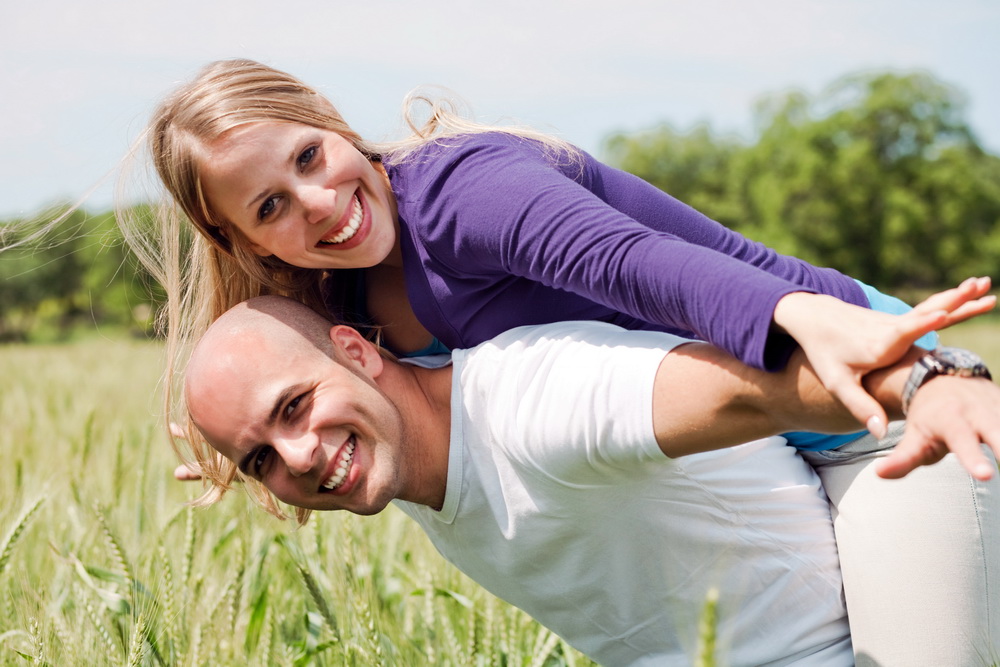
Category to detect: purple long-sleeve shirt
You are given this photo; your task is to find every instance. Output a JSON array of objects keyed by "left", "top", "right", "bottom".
[{"left": 385, "top": 132, "right": 867, "bottom": 372}]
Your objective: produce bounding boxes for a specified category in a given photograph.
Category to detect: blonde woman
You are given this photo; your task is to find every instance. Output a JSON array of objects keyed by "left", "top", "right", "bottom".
[{"left": 124, "top": 59, "right": 997, "bottom": 664}]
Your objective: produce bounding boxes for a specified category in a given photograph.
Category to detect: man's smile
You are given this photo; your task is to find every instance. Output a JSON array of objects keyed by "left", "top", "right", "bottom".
[{"left": 321, "top": 435, "right": 357, "bottom": 492}]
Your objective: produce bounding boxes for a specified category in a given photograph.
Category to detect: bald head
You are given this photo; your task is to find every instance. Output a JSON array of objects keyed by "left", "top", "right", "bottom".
[
  {"left": 191, "top": 296, "right": 335, "bottom": 372},
  {"left": 185, "top": 296, "right": 349, "bottom": 452},
  {"left": 184, "top": 294, "right": 450, "bottom": 515}
]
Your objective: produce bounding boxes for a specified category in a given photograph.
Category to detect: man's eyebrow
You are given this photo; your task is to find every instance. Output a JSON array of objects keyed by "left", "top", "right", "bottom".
[
  {"left": 268, "top": 386, "right": 297, "bottom": 426},
  {"left": 236, "top": 386, "right": 298, "bottom": 474}
]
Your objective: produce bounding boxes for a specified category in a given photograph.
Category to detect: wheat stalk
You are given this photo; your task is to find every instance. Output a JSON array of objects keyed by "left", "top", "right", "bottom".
[
  {"left": 0, "top": 497, "right": 44, "bottom": 577},
  {"left": 529, "top": 629, "right": 560, "bottom": 667},
  {"left": 84, "top": 597, "right": 120, "bottom": 663},
  {"left": 126, "top": 613, "right": 146, "bottom": 667},
  {"left": 28, "top": 617, "right": 44, "bottom": 665},
  {"left": 357, "top": 590, "right": 384, "bottom": 667},
  {"left": 254, "top": 603, "right": 274, "bottom": 667},
  {"left": 182, "top": 506, "right": 195, "bottom": 587},
  {"left": 297, "top": 563, "right": 339, "bottom": 638},
  {"left": 157, "top": 544, "right": 178, "bottom": 661},
  {"left": 436, "top": 594, "right": 463, "bottom": 664},
  {"left": 94, "top": 503, "right": 134, "bottom": 592},
  {"left": 696, "top": 587, "right": 719, "bottom": 667}
]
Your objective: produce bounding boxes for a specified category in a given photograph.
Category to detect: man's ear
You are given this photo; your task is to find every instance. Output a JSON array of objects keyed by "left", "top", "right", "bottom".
[{"left": 329, "top": 325, "right": 384, "bottom": 378}]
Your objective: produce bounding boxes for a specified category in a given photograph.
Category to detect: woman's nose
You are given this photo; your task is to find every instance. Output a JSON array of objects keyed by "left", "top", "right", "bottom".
[{"left": 298, "top": 184, "right": 336, "bottom": 225}]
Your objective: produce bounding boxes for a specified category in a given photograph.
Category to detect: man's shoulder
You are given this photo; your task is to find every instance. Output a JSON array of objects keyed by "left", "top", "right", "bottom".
[
  {"left": 454, "top": 321, "right": 679, "bottom": 481},
  {"left": 459, "top": 321, "right": 689, "bottom": 362}
]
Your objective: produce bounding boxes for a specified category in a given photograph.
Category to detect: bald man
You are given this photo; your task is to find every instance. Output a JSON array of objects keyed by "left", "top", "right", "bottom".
[{"left": 184, "top": 295, "right": 999, "bottom": 666}]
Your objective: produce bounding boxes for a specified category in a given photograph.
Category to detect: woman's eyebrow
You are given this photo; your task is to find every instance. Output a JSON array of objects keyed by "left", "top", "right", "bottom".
[
  {"left": 243, "top": 144, "right": 300, "bottom": 213},
  {"left": 245, "top": 188, "right": 270, "bottom": 212}
]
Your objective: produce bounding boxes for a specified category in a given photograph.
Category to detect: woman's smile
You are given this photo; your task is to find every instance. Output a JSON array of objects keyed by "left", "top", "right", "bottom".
[
  {"left": 317, "top": 192, "right": 365, "bottom": 246},
  {"left": 199, "top": 121, "right": 399, "bottom": 270}
]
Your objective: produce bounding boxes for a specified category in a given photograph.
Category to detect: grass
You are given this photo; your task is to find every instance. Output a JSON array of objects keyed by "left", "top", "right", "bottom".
[
  {"left": 938, "top": 314, "right": 1000, "bottom": 370},
  {"left": 0, "top": 336, "right": 595, "bottom": 666},
  {"left": 3, "top": 318, "right": 997, "bottom": 665}
]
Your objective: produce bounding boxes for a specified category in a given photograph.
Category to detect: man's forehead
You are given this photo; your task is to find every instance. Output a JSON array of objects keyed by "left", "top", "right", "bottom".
[{"left": 187, "top": 352, "right": 286, "bottom": 455}]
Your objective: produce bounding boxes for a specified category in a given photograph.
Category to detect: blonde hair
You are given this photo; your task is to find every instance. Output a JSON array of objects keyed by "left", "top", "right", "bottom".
[{"left": 118, "top": 58, "right": 576, "bottom": 518}]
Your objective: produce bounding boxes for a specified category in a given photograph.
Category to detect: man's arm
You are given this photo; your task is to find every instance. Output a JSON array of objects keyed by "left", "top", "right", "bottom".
[
  {"left": 651, "top": 284, "right": 1000, "bottom": 480},
  {"left": 651, "top": 342, "right": 871, "bottom": 457}
]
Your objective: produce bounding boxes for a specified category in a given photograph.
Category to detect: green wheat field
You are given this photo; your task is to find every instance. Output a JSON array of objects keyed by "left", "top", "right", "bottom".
[{"left": 0, "top": 319, "right": 997, "bottom": 666}]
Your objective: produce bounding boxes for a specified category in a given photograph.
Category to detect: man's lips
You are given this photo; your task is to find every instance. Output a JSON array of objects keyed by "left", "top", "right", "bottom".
[
  {"left": 317, "top": 192, "right": 364, "bottom": 246},
  {"left": 321, "top": 436, "right": 357, "bottom": 492}
]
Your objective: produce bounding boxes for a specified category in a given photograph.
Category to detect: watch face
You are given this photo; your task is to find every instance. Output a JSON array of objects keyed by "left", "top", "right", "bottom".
[
  {"left": 933, "top": 347, "right": 990, "bottom": 377},
  {"left": 904, "top": 346, "right": 992, "bottom": 414}
]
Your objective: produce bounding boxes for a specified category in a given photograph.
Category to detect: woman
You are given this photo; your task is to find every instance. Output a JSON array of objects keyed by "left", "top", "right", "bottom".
[{"left": 125, "top": 59, "right": 997, "bottom": 665}]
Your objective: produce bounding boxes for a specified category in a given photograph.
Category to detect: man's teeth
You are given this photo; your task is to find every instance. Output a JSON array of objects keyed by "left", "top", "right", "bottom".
[
  {"left": 322, "top": 440, "right": 356, "bottom": 490},
  {"left": 318, "top": 195, "right": 363, "bottom": 245}
]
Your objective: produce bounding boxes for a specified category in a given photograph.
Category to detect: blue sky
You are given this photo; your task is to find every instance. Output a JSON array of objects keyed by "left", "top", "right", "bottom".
[{"left": 2, "top": 0, "right": 997, "bottom": 219}]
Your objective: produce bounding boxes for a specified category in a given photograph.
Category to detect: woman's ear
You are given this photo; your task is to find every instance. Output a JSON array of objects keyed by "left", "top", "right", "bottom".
[
  {"left": 214, "top": 224, "right": 272, "bottom": 257},
  {"left": 248, "top": 243, "right": 274, "bottom": 257}
]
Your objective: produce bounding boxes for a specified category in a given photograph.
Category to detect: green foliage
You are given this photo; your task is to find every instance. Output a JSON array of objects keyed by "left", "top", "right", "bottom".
[
  {"left": 0, "top": 206, "right": 162, "bottom": 342},
  {"left": 604, "top": 70, "right": 1000, "bottom": 291}
]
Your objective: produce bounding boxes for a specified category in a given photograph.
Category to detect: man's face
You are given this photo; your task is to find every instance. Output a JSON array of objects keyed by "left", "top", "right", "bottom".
[{"left": 187, "top": 324, "right": 408, "bottom": 515}]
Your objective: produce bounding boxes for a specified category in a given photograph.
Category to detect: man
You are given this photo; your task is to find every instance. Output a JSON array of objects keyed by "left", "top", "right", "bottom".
[{"left": 184, "top": 295, "right": 999, "bottom": 666}]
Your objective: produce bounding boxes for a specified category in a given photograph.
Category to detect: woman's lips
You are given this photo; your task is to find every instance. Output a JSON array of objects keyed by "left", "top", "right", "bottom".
[{"left": 318, "top": 193, "right": 363, "bottom": 246}]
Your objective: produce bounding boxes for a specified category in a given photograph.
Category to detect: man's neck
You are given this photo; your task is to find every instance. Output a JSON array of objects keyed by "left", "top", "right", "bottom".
[{"left": 379, "top": 360, "right": 453, "bottom": 510}]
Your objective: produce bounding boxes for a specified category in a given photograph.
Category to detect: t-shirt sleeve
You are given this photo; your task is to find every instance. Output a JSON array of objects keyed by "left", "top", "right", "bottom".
[
  {"left": 405, "top": 136, "right": 865, "bottom": 371},
  {"left": 460, "top": 322, "right": 684, "bottom": 481}
]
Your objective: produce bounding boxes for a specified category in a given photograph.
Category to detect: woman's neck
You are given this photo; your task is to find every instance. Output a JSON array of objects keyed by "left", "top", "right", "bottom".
[{"left": 364, "top": 263, "right": 435, "bottom": 355}]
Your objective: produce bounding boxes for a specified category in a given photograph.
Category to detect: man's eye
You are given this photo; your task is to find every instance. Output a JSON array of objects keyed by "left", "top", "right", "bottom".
[
  {"left": 258, "top": 196, "right": 278, "bottom": 221},
  {"left": 284, "top": 394, "right": 304, "bottom": 420},
  {"left": 297, "top": 146, "right": 317, "bottom": 170},
  {"left": 253, "top": 446, "right": 272, "bottom": 476}
]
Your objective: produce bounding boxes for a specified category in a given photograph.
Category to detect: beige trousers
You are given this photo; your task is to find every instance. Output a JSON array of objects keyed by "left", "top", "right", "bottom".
[{"left": 803, "top": 422, "right": 1000, "bottom": 666}]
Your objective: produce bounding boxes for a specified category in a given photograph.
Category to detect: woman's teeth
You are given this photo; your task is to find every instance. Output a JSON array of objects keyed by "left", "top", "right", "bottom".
[
  {"left": 322, "top": 439, "right": 356, "bottom": 490},
  {"left": 318, "top": 195, "right": 363, "bottom": 245}
]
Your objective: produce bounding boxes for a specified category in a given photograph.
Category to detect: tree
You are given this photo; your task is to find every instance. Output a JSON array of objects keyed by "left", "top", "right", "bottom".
[
  {"left": 0, "top": 207, "right": 163, "bottom": 340},
  {"left": 603, "top": 71, "right": 1000, "bottom": 291}
]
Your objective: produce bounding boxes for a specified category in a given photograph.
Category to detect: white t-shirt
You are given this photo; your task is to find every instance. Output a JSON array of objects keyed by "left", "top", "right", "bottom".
[{"left": 396, "top": 321, "right": 851, "bottom": 666}]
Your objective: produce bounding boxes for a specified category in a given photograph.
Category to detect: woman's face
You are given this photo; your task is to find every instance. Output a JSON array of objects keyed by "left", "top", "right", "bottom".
[{"left": 199, "top": 121, "right": 399, "bottom": 270}]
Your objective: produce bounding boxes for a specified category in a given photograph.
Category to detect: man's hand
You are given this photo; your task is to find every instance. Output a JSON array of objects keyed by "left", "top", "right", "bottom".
[
  {"left": 876, "top": 375, "right": 1000, "bottom": 481},
  {"left": 170, "top": 421, "right": 204, "bottom": 481},
  {"left": 174, "top": 462, "right": 202, "bottom": 481},
  {"left": 773, "top": 277, "right": 995, "bottom": 438}
]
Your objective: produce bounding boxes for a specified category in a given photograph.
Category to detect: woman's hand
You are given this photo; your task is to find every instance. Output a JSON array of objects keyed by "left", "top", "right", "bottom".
[{"left": 772, "top": 277, "right": 995, "bottom": 437}]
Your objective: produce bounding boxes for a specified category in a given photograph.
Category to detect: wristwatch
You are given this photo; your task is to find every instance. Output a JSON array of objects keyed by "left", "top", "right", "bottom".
[{"left": 901, "top": 346, "right": 992, "bottom": 414}]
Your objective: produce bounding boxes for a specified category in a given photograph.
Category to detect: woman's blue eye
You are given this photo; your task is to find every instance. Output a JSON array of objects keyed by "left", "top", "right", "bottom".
[
  {"left": 258, "top": 196, "right": 278, "bottom": 221},
  {"left": 297, "top": 146, "right": 317, "bottom": 170}
]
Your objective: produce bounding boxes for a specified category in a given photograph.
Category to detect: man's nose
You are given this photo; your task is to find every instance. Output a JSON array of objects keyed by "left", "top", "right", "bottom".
[{"left": 276, "top": 434, "right": 317, "bottom": 477}]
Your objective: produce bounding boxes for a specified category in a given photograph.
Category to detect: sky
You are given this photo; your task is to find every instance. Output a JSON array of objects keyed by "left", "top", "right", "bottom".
[{"left": 2, "top": 0, "right": 997, "bottom": 219}]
